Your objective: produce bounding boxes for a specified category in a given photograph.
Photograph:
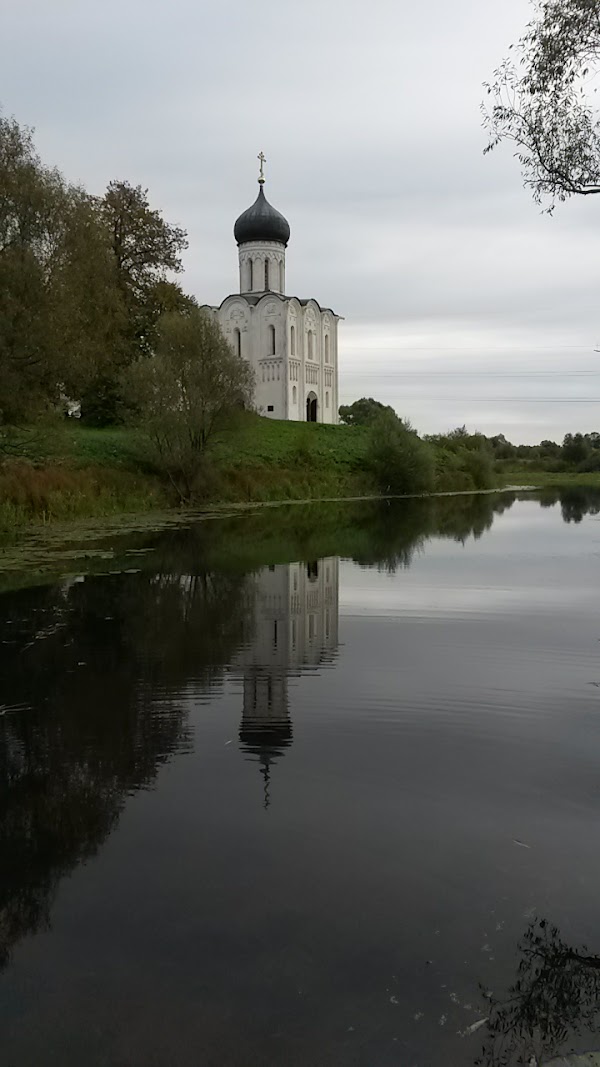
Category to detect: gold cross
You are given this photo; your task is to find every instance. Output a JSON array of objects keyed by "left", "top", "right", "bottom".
[{"left": 258, "top": 151, "right": 266, "bottom": 183}]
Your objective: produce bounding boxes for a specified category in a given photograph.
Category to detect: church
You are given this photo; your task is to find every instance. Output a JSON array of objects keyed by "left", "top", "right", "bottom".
[{"left": 202, "top": 155, "right": 340, "bottom": 423}]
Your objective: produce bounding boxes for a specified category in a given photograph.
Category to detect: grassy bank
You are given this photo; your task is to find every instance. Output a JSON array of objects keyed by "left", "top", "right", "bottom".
[
  {"left": 497, "top": 466, "right": 600, "bottom": 489},
  {"left": 0, "top": 417, "right": 374, "bottom": 531},
  {"left": 7, "top": 415, "right": 595, "bottom": 533}
]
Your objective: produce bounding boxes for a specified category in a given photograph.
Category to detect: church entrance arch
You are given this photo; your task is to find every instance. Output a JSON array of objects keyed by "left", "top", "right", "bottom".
[{"left": 306, "top": 393, "right": 318, "bottom": 423}]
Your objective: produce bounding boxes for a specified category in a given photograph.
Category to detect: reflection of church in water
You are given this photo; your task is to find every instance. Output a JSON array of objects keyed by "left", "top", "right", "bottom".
[{"left": 234, "top": 557, "right": 339, "bottom": 807}]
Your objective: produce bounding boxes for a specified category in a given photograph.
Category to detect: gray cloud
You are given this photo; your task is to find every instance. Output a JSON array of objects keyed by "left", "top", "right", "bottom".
[{"left": 4, "top": 0, "right": 599, "bottom": 442}]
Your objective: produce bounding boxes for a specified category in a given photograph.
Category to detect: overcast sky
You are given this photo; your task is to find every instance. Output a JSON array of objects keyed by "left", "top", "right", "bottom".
[{"left": 4, "top": 0, "right": 599, "bottom": 442}]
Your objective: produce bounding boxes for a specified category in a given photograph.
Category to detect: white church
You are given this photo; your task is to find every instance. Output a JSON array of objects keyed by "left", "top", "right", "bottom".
[{"left": 202, "top": 156, "right": 340, "bottom": 423}]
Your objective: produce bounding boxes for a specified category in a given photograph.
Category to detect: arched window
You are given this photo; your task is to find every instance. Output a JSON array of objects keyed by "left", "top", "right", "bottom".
[
  {"left": 324, "top": 334, "right": 329, "bottom": 363},
  {"left": 268, "top": 324, "right": 276, "bottom": 355},
  {"left": 290, "top": 324, "right": 295, "bottom": 356},
  {"left": 292, "top": 385, "right": 297, "bottom": 404},
  {"left": 248, "top": 258, "right": 253, "bottom": 290},
  {"left": 326, "top": 391, "right": 330, "bottom": 408},
  {"left": 307, "top": 329, "right": 313, "bottom": 360},
  {"left": 279, "top": 261, "right": 284, "bottom": 292},
  {"left": 264, "top": 258, "right": 270, "bottom": 290},
  {"left": 233, "top": 328, "right": 241, "bottom": 358}
]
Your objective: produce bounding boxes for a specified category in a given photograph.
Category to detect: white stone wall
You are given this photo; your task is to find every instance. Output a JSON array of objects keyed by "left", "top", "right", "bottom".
[
  {"left": 203, "top": 294, "right": 340, "bottom": 424},
  {"left": 238, "top": 240, "right": 286, "bottom": 295},
  {"left": 285, "top": 299, "right": 339, "bottom": 425}
]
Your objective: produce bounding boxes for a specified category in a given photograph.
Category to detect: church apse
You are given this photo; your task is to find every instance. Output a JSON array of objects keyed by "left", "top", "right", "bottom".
[{"left": 234, "top": 558, "right": 339, "bottom": 807}]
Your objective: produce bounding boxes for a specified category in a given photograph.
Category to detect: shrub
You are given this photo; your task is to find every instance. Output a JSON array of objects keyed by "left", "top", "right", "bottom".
[{"left": 367, "top": 412, "right": 435, "bottom": 495}]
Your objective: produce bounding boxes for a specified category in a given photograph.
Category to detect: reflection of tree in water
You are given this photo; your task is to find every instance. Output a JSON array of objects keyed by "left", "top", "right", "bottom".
[
  {"left": 537, "top": 487, "right": 600, "bottom": 525},
  {"left": 0, "top": 569, "right": 255, "bottom": 969},
  {"left": 477, "top": 919, "right": 600, "bottom": 1067},
  {"left": 0, "top": 495, "right": 519, "bottom": 968},
  {"left": 354, "top": 492, "right": 517, "bottom": 572},
  {"left": 3, "top": 487, "right": 598, "bottom": 973}
]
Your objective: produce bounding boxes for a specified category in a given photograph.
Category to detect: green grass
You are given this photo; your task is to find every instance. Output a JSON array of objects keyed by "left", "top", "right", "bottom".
[
  {"left": 3, "top": 414, "right": 551, "bottom": 532},
  {"left": 210, "top": 412, "right": 371, "bottom": 471},
  {"left": 498, "top": 467, "right": 600, "bottom": 489}
]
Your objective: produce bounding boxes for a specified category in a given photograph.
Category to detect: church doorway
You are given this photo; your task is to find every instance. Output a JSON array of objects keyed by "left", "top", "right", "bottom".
[{"left": 306, "top": 393, "right": 318, "bottom": 422}]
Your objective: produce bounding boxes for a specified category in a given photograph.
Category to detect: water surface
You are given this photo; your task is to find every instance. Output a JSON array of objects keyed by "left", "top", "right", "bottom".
[{"left": 1, "top": 489, "right": 600, "bottom": 1066}]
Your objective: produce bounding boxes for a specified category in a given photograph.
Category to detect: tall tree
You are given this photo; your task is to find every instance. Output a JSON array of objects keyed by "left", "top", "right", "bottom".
[
  {"left": 101, "top": 180, "right": 188, "bottom": 359},
  {"left": 0, "top": 113, "right": 125, "bottom": 421},
  {"left": 483, "top": 0, "right": 600, "bottom": 209}
]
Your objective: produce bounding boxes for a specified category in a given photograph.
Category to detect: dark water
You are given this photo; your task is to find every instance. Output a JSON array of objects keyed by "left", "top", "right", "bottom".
[{"left": 1, "top": 489, "right": 600, "bottom": 1066}]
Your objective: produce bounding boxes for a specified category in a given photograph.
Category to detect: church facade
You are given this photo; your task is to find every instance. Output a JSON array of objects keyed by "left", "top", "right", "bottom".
[{"left": 202, "top": 161, "right": 340, "bottom": 423}]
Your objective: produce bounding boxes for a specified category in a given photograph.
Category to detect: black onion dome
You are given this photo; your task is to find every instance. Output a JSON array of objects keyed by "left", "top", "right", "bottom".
[{"left": 234, "top": 184, "right": 290, "bottom": 247}]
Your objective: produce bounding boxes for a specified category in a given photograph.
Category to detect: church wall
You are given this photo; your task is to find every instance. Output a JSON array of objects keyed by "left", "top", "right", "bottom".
[
  {"left": 204, "top": 294, "right": 339, "bottom": 425},
  {"left": 255, "top": 297, "right": 287, "bottom": 419}
]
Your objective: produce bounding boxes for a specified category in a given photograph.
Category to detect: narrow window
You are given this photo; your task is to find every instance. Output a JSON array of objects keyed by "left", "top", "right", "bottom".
[
  {"left": 290, "top": 324, "right": 295, "bottom": 356},
  {"left": 269, "top": 324, "right": 275, "bottom": 355},
  {"left": 233, "top": 328, "right": 241, "bottom": 358},
  {"left": 292, "top": 385, "right": 297, "bottom": 404},
  {"left": 279, "top": 261, "right": 284, "bottom": 291},
  {"left": 307, "top": 561, "right": 318, "bottom": 580},
  {"left": 324, "top": 334, "right": 329, "bottom": 363},
  {"left": 264, "top": 258, "right": 270, "bottom": 290},
  {"left": 248, "top": 258, "right": 253, "bottom": 290},
  {"left": 326, "top": 391, "right": 329, "bottom": 408},
  {"left": 308, "top": 330, "right": 313, "bottom": 359}
]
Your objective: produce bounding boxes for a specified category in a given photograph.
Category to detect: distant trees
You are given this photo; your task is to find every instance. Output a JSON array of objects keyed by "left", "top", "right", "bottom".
[
  {"left": 339, "top": 397, "right": 397, "bottom": 426},
  {"left": 483, "top": 0, "right": 600, "bottom": 209},
  {"left": 562, "top": 431, "right": 590, "bottom": 465}
]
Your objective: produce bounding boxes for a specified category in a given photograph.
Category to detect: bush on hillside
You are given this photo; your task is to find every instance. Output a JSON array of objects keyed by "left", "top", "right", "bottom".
[
  {"left": 367, "top": 412, "right": 435, "bottom": 495},
  {"left": 122, "top": 309, "right": 254, "bottom": 501}
]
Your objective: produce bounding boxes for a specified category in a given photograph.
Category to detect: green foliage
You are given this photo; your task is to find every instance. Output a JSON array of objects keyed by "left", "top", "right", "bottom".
[
  {"left": 80, "top": 374, "right": 125, "bottom": 427},
  {"left": 123, "top": 309, "right": 255, "bottom": 501},
  {"left": 427, "top": 427, "right": 495, "bottom": 491},
  {"left": 339, "top": 397, "right": 397, "bottom": 426},
  {"left": 562, "top": 431, "right": 591, "bottom": 465},
  {"left": 483, "top": 0, "right": 600, "bottom": 209},
  {"left": 101, "top": 180, "right": 188, "bottom": 363},
  {"left": 0, "top": 111, "right": 193, "bottom": 429},
  {"left": 367, "top": 411, "right": 435, "bottom": 495}
]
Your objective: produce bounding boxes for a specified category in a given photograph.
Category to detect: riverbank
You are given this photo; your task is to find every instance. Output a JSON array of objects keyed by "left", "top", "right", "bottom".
[
  {"left": 0, "top": 418, "right": 369, "bottom": 530},
  {"left": 0, "top": 415, "right": 484, "bottom": 530},
  {"left": 2, "top": 417, "right": 598, "bottom": 532},
  {"left": 497, "top": 467, "right": 600, "bottom": 489}
]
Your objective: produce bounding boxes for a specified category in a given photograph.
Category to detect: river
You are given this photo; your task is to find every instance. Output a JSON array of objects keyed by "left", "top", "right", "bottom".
[{"left": 1, "top": 488, "right": 600, "bottom": 1066}]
